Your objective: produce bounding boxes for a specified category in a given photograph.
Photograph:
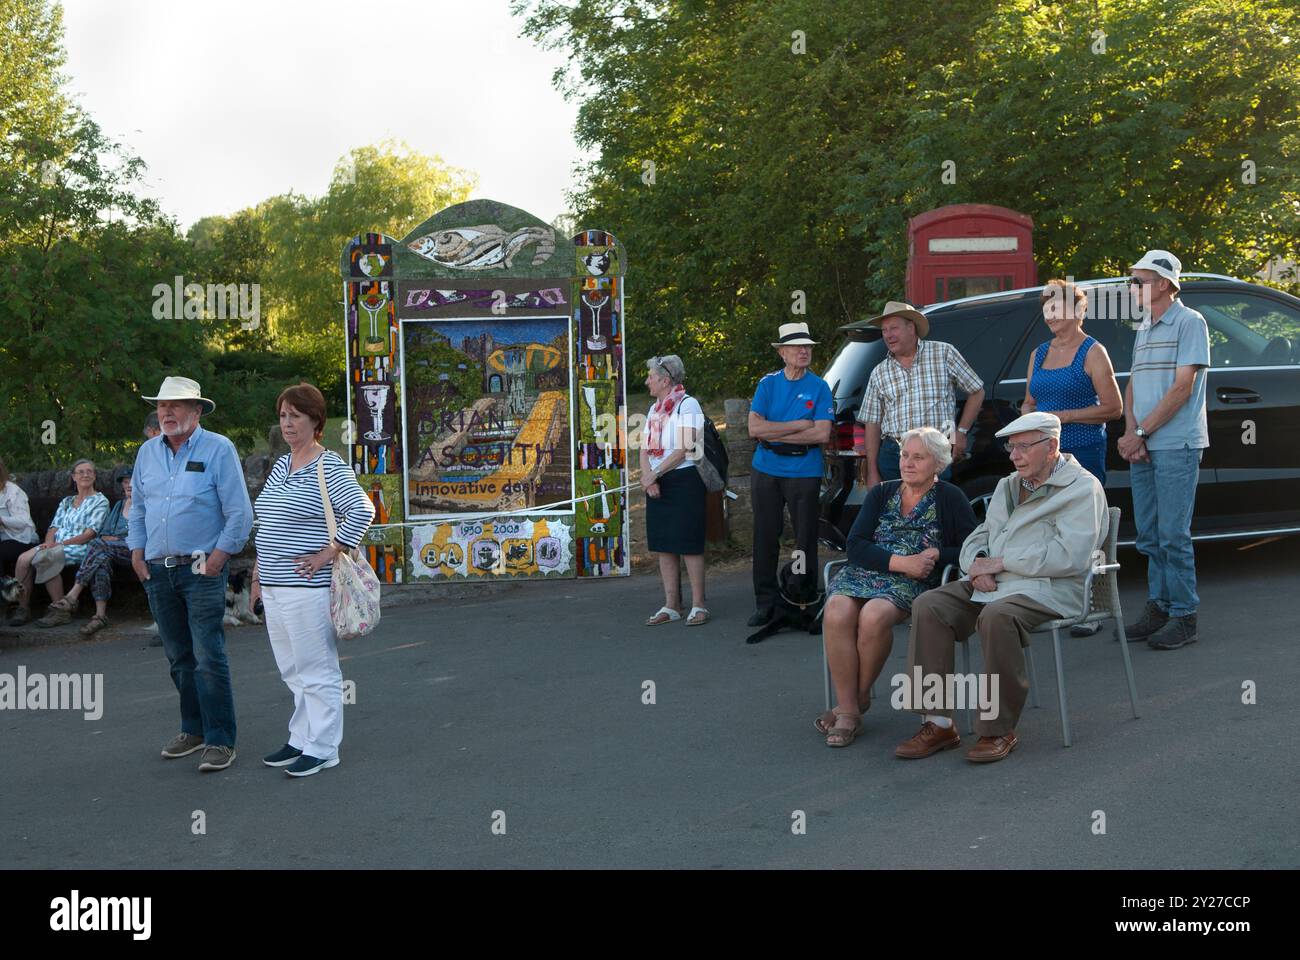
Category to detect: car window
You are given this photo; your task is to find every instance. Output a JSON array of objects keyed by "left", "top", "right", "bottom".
[
  {"left": 821, "top": 338, "right": 885, "bottom": 406},
  {"left": 926, "top": 299, "right": 1038, "bottom": 384},
  {"left": 1180, "top": 291, "right": 1300, "bottom": 367},
  {"left": 1005, "top": 283, "right": 1136, "bottom": 379}
]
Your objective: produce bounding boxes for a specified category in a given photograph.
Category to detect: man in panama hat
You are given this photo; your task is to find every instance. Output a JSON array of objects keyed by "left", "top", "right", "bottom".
[
  {"left": 746, "top": 322, "right": 835, "bottom": 627},
  {"left": 855, "top": 301, "right": 985, "bottom": 489},
  {"left": 127, "top": 376, "right": 253, "bottom": 772}
]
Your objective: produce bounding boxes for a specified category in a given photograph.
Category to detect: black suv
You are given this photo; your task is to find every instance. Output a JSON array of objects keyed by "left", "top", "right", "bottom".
[{"left": 819, "top": 275, "right": 1300, "bottom": 546}]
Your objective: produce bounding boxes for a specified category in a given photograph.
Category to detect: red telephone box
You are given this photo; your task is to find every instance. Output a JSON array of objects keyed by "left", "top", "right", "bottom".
[{"left": 906, "top": 204, "right": 1036, "bottom": 306}]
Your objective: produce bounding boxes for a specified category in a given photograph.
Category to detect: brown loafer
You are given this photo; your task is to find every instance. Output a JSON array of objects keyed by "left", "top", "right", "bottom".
[
  {"left": 895, "top": 720, "right": 961, "bottom": 759},
  {"left": 966, "top": 731, "right": 1018, "bottom": 763}
]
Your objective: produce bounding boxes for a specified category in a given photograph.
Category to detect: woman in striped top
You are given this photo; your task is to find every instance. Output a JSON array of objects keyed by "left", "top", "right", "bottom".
[{"left": 252, "top": 383, "right": 375, "bottom": 778}]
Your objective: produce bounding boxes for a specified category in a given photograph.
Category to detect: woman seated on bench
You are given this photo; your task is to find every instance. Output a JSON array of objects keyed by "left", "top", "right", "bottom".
[
  {"left": 815, "top": 428, "right": 977, "bottom": 747},
  {"left": 38, "top": 467, "right": 133, "bottom": 635},
  {"left": 10, "top": 460, "right": 108, "bottom": 627},
  {"left": 0, "top": 456, "right": 40, "bottom": 579}
]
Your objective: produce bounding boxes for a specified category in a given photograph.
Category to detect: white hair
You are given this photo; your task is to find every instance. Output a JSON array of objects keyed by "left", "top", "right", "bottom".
[{"left": 899, "top": 427, "right": 952, "bottom": 472}]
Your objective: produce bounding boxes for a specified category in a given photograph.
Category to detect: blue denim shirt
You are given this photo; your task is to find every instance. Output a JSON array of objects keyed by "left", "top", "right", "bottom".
[{"left": 126, "top": 424, "right": 253, "bottom": 559}]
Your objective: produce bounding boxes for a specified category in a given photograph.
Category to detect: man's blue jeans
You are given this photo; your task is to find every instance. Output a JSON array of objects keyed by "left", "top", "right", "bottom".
[
  {"left": 1129, "top": 446, "right": 1203, "bottom": 617},
  {"left": 144, "top": 564, "right": 236, "bottom": 747}
]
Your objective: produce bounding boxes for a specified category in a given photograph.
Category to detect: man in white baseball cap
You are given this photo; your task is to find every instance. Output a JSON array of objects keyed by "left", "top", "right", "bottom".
[
  {"left": 128, "top": 376, "right": 253, "bottom": 772},
  {"left": 746, "top": 322, "right": 835, "bottom": 626},
  {"left": 895, "top": 411, "right": 1107, "bottom": 763},
  {"left": 1119, "top": 250, "right": 1211, "bottom": 650}
]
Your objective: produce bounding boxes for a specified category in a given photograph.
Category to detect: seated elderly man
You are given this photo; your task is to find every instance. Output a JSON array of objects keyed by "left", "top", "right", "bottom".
[{"left": 894, "top": 411, "right": 1108, "bottom": 763}]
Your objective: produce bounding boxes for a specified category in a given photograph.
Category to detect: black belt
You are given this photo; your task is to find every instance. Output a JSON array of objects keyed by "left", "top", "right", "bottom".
[
  {"left": 148, "top": 554, "right": 199, "bottom": 568},
  {"left": 760, "top": 440, "right": 812, "bottom": 457}
]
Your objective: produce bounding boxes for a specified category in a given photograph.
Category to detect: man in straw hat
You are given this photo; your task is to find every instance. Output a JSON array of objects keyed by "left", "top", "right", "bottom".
[
  {"left": 855, "top": 301, "right": 984, "bottom": 488},
  {"left": 127, "top": 376, "right": 253, "bottom": 772},
  {"left": 1118, "top": 249, "right": 1210, "bottom": 651},
  {"left": 894, "top": 412, "right": 1107, "bottom": 763},
  {"left": 746, "top": 322, "right": 835, "bottom": 627}
]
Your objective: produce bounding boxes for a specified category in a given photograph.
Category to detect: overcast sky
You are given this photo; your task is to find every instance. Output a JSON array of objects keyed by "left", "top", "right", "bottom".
[{"left": 60, "top": 0, "right": 589, "bottom": 230}]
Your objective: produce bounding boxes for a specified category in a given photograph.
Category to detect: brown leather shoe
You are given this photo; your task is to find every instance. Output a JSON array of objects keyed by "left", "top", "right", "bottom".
[
  {"left": 895, "top": 721, "right": 961, "bottom": 759},
  {"left": 966, "top": 731, "right": 1018, "bottom": 763}
]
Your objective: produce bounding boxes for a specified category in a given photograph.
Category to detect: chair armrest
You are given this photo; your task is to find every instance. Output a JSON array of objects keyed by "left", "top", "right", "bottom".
[
  {"left": 940, "top": 564, "right": 958, "bottom": 585},
  {"left": 822, "top": 558, "right": 847, "bottom": 590},
  {"left": 1078, "top": 561, "right": 1121, "bottom": 620}
]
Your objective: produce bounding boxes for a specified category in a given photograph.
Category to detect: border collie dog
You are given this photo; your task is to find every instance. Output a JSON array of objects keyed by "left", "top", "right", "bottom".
[
  {"left": 1, "top": 576, "right": 23, "bottom": 606},
  {"left": 224, "top": 570, "right": 262, "bottom": 627}
]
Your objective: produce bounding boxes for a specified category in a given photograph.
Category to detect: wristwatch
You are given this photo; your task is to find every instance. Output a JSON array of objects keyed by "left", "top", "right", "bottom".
[
  {"left": 1134, "top": 427, "right": 1149, "bottom": 440},
  {"left": 957, "top": 427, "right": 970, "bottom": 435}
]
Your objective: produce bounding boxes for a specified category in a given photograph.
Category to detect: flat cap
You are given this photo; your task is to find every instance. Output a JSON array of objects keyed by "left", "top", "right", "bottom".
[{"left": 995, "top": 411, "right": 1061, "bottom": 440}]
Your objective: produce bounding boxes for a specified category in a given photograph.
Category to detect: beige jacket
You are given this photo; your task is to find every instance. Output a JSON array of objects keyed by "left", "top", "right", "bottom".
[{"left": 959, "top": 454, "right": 1108, "bottom": 619}]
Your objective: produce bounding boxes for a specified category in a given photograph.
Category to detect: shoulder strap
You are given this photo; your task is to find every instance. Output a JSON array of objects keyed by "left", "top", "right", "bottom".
[
  {"left": 1032, "top": 341, "right": 1049, "bottom": 372},
  {"left": 316, "top": 456, "right": 337, "bottom": 542},
  {"left": 1075, "top": 336, "right": 1097, "bottom": 368}
]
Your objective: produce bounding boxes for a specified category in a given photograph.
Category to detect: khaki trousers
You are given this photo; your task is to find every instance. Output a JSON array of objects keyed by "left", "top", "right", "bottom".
[{"left": 905, "top": 580, "right": 1061, "bottom": 737}]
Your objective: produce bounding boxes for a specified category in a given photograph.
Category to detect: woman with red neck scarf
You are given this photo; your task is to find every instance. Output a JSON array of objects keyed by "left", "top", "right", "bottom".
[{"left": 640, "top": 355, "right": 709, "bottom": 626}]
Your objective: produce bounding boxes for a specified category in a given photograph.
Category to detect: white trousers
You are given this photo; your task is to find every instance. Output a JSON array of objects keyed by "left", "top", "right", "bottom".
[{"left": 263, "top": 586, "right": 343, "bottom": 761}]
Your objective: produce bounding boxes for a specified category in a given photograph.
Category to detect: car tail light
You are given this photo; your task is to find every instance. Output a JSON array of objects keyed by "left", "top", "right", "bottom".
[{"left": 834, "top": 421, "right": 863, "bottom": 454}]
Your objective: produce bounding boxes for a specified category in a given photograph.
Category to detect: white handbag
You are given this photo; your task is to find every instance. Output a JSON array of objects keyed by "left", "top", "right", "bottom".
[{"left": 317, "top": 458, "right": 381, "bottom": 640}]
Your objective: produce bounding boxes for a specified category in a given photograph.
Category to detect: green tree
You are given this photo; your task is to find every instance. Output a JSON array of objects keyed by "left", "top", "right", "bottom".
[
  {"left": 255, "top": 141, "right": 477, "bottom": 400},
  {"left": 517, "top": 0, "right": 1300, "bottom": 395},
  {"left": 850, "top": 0, "right": 1300, "bottom": 297}
]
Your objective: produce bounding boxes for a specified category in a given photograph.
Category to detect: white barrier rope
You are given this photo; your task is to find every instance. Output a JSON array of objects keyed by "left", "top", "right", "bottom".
[{"left": 365, "top": 478, "right": 642, "bottom": 530}]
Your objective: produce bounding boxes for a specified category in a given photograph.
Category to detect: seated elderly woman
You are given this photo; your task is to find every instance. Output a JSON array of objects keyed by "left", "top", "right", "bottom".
[
  {"left": 816, "top": 427, "right": 977, "bottom": 747},
  {"left": 39, "top": 466, "right": 134, "bottom": 635},
  {"left": 10, "top": 459, "right": 108, "bottom": 627}
]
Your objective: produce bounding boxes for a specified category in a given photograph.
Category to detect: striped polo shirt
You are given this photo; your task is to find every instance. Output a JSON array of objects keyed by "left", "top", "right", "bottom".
[
  {"left": 1131, "top": 299, "right": 1210, "bottom": 450},
  {"left": 254, "top": 450, "right": 375, "bottom": 587}
]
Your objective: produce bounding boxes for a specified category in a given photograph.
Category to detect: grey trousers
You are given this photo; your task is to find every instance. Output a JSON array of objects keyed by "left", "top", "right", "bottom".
[{"left": 906, "top": 579, "right": 1061, "bottom": 737}]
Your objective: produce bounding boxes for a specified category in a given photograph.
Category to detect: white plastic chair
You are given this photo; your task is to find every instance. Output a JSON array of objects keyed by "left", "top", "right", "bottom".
[{"left": 1019, "top": 506, "right": 1140, "bottom": 746}]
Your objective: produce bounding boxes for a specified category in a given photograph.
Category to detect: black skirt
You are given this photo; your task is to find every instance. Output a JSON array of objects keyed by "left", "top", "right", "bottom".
[{"left": 646, "top": 465, "right": 707, "bottom": 555}]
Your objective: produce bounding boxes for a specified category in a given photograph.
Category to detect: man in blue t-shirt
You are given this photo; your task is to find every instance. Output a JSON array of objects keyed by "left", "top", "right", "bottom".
[{"left": 747, "top": 322, "right": 836, "bottom": 626}]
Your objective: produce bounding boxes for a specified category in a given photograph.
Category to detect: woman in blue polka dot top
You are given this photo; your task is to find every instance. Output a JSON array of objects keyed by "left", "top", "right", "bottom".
[{"left": 1021, "top": 279, "right": 1123, "bottom": 485}]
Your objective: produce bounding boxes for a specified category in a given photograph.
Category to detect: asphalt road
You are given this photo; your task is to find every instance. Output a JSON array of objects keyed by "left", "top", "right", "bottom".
[{"left": 2, "top": 538, "right": 1297, "bottom": 869}]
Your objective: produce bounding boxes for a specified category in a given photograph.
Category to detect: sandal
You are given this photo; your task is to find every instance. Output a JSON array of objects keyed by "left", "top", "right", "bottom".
[
  {"left": 814, "top": 697, "right": 871, "bottom": 735},
  {"left": 685, "top": 606, "right": 710, "bottom": 626},
  {"left": 79, "top": 614, "right": 109, "bottom": 636},
  {"left": 825, "top": 711, "right": 863, "bottom": 748},
  {"left": 645, "top": 606, "right": 683, "bottom": 626}
]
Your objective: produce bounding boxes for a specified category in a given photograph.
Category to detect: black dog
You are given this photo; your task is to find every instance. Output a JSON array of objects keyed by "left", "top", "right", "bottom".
[{"left": 746, "top": 562, "right": 824, "bottom": 644}]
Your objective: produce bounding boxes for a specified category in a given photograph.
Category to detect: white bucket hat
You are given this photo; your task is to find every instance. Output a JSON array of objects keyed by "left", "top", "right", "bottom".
[
  {"left": 142, "top": 376, "right": 216, "bottom": 414},
  {"left": 772, "top": 322, "right": 818, "bottom": 348},
  {"left": 1130, "top": 249, "right": 1182, "bottom": 290}
]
